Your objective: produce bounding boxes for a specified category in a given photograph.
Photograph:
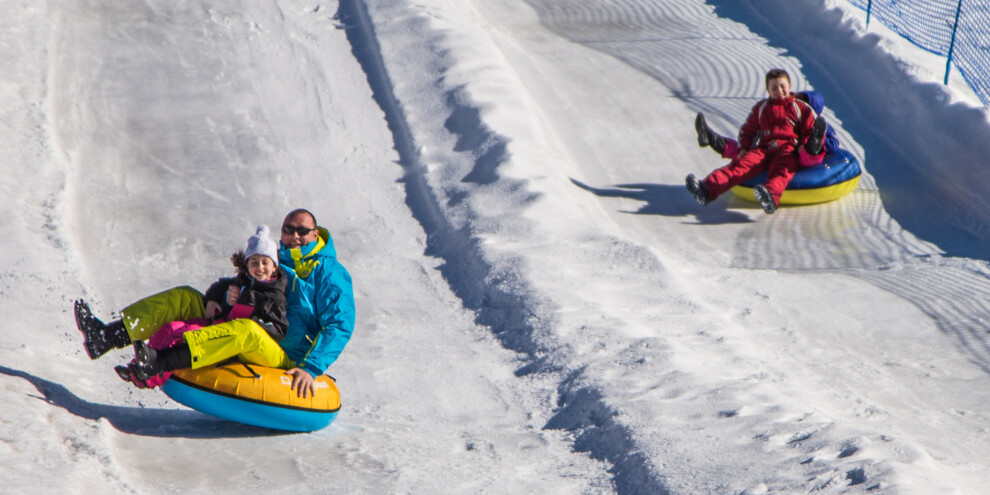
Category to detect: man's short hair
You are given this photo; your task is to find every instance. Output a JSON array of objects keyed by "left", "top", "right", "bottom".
[{"left": 284, "top": 208, "right": 318, "bottom": 227}]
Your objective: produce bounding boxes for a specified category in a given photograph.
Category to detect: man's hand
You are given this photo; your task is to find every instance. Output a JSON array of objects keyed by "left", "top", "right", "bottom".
[{"left": 285, "top": 368, "right": 316, "bottom": 398}]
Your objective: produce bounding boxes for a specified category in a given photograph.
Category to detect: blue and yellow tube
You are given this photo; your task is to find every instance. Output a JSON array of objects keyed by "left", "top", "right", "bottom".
[{"left": 730, "top": 148, "right": 862, "bottom": 205}]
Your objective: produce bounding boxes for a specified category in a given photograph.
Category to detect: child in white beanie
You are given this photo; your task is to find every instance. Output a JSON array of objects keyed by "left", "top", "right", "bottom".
[
  {"left": 115, "top": 226, "right": 291, "bottom": 385},
  {"left": 201, "top": 225, "right": 288, "bottom": 337}
]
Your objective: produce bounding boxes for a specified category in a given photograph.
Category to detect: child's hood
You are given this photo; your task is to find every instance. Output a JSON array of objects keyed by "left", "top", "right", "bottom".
[{"left": 801, "top": 91, "right": 826, "bottom": 115}]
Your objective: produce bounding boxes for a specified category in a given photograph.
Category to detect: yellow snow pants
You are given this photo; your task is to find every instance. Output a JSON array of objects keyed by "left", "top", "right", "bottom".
[
  {"left": 182, "top": 318, "right": 293, "bottom": 370},
  {"left": 120, "top": 286, "right": 292, "bottom": 370}
]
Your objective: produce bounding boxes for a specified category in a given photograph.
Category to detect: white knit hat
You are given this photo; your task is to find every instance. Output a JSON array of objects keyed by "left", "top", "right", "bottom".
[{"left": 244, "top": 225, "right": 279, "bottom": 267}]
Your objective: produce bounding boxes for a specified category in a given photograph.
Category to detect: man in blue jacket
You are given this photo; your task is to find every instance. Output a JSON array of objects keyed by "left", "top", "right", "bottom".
[
  {"left": 74, "top": 208, "right": 356, "bottom": 398},
  {"left": 275, "top": 208, "right": 356, "bottom": 396}
]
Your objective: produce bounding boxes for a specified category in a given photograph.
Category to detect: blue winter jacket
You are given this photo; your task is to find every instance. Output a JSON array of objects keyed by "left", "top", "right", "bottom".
[
  {"left": 278, "top": 227, "right": 355, "bottom": 377},
  {"left": 800, "top": 91, "right": 840, "bottom": 153}
]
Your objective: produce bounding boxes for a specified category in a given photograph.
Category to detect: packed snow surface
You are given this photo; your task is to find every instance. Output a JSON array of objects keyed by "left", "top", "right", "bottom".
[{"left": 3, "top": 0, "right": 990, "bottom": 493}]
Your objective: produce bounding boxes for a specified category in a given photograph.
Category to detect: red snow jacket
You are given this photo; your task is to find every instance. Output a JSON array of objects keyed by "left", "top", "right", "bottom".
[{"left": 737, "top": 95, "right": 817, "bottom": 152}]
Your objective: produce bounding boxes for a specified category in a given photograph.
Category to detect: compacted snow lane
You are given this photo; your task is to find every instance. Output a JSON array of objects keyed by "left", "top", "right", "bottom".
[{"left": 4, "top": 0, "right": 990, "bottom": 493}]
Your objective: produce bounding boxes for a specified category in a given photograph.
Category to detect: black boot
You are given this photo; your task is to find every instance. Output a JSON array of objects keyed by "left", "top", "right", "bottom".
[
  {"left": 115, "top": 363, "right": 154, "bottom": 388},
  {"left": 114, "top": 365, "right": 135, "bottom": 383},
  {"left": 695, "top": 113, "right": 726, "bottom": 155},
  {"left": 74, "top": 300, "right": 132, "bottom": 359},
  {"left": 132, "top": 341, "right": 192, "bottom": 381},
  {"left": 805, "top": 116, "right": 827, "bottom": 156},
  {"left": 685, "top": 174, "right": 711, "bottom": 206},
  {"left": 753, "top": 184, "right": 778, "bottom": 214}
]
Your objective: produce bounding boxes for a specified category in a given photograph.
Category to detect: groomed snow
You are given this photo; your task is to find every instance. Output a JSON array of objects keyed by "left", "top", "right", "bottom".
[{"left": 2, "top": 0, "right": 990, "bottom": 493}]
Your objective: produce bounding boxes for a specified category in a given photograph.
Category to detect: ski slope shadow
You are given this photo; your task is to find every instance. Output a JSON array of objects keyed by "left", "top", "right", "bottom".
[
  {"left": 854, "top": 259, "right": 990, "bottom": 374},
  {"left": 337, "top": 1, "right": 671, "bottom": 493},
  {"left": 546, "top": 369, "right": 671, "bottom": 495},
  {"left": 0, "top": 365, "right": 284, "bottom": 438},
  {"left": 730, "top": 189, "right": 940, "bottom": 271},
  {"left": 728, "top": 190, "right": 990, "bottom": 373},
  {"left": 570, "top": 178, "right": 753, "bottom": 224}
]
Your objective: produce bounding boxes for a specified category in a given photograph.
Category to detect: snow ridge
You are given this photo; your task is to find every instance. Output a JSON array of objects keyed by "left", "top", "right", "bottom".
[
  {"left": 335, "top": 0, "right": 543, "bottom": 357},
  {"left": 336, "top": 0, "right": 667, "bottom": 492}
]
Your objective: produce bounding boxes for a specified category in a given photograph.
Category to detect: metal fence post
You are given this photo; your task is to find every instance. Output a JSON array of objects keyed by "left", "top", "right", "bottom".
[
  {"left": 944, "top": 0, "right": 964, "bottom": 85},
  {"left": 866, "top": 0, "right": 872, "bottom": 28}
]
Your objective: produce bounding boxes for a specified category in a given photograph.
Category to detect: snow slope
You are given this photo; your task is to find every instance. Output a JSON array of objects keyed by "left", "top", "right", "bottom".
[{"left": 3, "top": 0, "right": 990, "bottom": 493}]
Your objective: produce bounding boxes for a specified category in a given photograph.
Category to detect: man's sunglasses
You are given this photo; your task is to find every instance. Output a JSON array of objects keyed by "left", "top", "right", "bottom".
[{"left": 282, "top": 225, "right": 316, "bottom": 236}]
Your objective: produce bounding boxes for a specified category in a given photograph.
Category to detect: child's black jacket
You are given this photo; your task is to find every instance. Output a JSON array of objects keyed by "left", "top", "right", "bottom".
[{"left": 204, "top": 268, "right": 289, "bottom": 340}]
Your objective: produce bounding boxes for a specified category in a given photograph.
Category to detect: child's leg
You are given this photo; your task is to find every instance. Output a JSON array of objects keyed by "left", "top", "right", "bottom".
[
  {"left": 182, "top": 318, "right": 294, "bottom": 370},
  {"left": 798, "top": 146, "right": 825, "bottom": 167},
  {"left": 147, "top": 320, "right": 204, "bottom": 350},
  {"left": 120, "top": 286, "right": 206, "bottom": 341},
  {"left": 722, "top": 139, "right": 740, "bottom": 160},
  {"left": 695, "top": 113, "right": 730, "bottom": 155},
  {"left": 763, "top": 150, "right": 801, "bottom": 205},
  {"left": 703, "top": 148, "right": 768, "bottom": 200}
]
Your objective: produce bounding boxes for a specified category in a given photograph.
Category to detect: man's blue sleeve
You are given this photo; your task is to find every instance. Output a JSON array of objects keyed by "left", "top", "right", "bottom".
[{"left": 296, "top": 261, "right": 355, "bottom": 376}]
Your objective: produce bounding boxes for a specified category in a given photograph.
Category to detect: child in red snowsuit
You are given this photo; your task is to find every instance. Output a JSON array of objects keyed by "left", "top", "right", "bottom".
[
  {"left": 695, "top": 91, "right": 835, "bottom": 168},
  {"left": 686, "top": 69, "right": 818, "bottom": 214}
]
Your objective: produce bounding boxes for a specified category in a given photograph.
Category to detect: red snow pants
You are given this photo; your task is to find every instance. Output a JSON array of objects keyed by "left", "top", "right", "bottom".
[{"left": 702, "top": 143, "right": 800, "bottom": 206}]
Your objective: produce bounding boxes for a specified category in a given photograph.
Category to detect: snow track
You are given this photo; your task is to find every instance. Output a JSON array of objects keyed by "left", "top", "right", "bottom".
[
  {"left": 6, "top": 0, "right": 990, "bottom": 493},
  {"left": 350, "top": 0, "right": 990, "bottom": 493},
  {"left": 339, "top": 0, "right": 668, "bottom": 492}
]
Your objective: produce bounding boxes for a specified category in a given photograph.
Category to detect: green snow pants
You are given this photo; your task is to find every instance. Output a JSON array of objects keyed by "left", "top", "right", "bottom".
[{"left": 120, "top": 286, "right": 205, "bottom": 341}]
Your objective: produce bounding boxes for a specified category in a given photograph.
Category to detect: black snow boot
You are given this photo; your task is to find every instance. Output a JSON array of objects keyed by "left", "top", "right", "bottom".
[
  {"left": 805, "top": 116, "right": 827, "bottom": 156},
  {"left": 74, "top": 299, "right": 131, "bottom": 360},
  {"left": 132, "top": 340, "right": 192, "bottom": 381},
  {"left": 695, "top": 113, "right": 726, "bottom": 155},
  {"left": 685, "top": 174, "right": 711, "bottom": 206},
  {"left": 115, "top": 364, "right": 144, "bottom": 386},
  {"left": 114, "top": 365, "right": 135, "bottom": 383},
  {"left": 753, "top": 184, "right": 778, "bottom": 214}
]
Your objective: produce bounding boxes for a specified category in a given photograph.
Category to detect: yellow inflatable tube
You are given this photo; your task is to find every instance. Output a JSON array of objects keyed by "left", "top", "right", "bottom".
[{"left": 163, "top": 361, "right": 341, "bottom": 432}]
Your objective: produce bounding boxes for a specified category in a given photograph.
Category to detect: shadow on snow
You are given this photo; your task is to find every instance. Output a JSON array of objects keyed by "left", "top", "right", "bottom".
[{"left": 0, "top": 365, "right": 287, "bottom": 438}]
